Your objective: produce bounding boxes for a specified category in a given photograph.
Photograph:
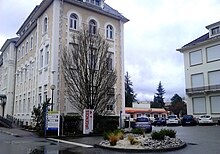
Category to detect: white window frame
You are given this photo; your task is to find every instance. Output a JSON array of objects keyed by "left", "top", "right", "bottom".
[
  {"left": 26, "top": 41, "right": 28, "bottom": 54},
  {"left": 43, "top": 17, "right": 48, "bottom": 34},
  {"left": 69, "top": 13, "right": 78, "bottom": 30},
  {"left": 189, "top": 49, "right": 202, "bottom": 66},
  {"left": 106, "top": 25, "right": 113, "bottom": 39},
  {"left": 89, "top": 19, "right": 97, "bottom": 35},
  {"left": 206, "top": 44, "right": 220, "bottom": 62},
  {"left": 191, "top": 73, "right": 204, "bottom": 88},
  {"left": 210, "top": 96, "right": 220, "bottom": 114},
  {"left": 45, "top": 45, "right": 49, "bottom": 66},
  {"left": 208, "top": 70, "right": 220, "bottom": 86},
  {"left": 192, "top": 97, "right": 206, "bottom": 114}
]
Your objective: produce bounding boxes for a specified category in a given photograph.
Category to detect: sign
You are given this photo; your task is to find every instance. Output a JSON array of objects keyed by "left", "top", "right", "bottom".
[
  {"left": 83, "top": 109, "right": 94, "bottom": 134},
  {"left": 46, "top": 111, "right": 60, "bottom": 136}
]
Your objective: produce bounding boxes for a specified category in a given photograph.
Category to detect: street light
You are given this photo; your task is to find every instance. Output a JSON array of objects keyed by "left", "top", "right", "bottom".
[{"left": 50, "top": 84, "right": 56, "bottom": 111}]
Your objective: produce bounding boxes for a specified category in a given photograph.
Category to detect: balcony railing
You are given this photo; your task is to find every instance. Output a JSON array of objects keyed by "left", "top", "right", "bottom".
[{"left": 186, "top": 84, "right": 220, "bottom": 94}]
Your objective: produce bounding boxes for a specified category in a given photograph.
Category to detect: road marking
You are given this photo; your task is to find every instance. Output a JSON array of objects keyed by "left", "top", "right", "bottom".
[{"left": 47, "top": 138, "right": 94, "bottom": 148}]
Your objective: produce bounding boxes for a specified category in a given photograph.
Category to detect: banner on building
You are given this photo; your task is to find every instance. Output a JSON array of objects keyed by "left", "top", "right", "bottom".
[{"left": 83, "top": 109, "right": 94, "bottom": 134}]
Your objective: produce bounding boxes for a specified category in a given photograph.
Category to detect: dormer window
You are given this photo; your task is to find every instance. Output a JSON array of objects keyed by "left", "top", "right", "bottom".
[
  {"left": 86, "top": 0, "right": 101, "bottom": 7},
  {"left": 211, "top": 27, "right": 220, "bottom": 35}
]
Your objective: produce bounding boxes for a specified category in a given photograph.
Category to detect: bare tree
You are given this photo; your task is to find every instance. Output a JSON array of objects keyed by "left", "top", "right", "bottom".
[{"left": 62, "top": 28, "right": 117, "bottom": 116}]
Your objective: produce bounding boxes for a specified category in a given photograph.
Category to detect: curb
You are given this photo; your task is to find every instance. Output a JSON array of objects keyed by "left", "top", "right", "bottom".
[
  {"left": 95, "top": 142, "right": 187, "bottom": 153},
  {"left": 0, "top": 129, "right": 20, "bottom": 137}
]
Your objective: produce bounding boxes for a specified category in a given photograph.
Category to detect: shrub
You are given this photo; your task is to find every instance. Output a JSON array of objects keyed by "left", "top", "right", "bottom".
[
  {"left": 151, "top": 129, "right": 176, "bottom": 140},
  {"left": 131, "top": 128, "right": 144, "bottom": 135},
  {"left": 127, "top": 135, "right": 139, "bottom": 145},
  {"left": 103, "top": 131, "right": 111, "bottom": 140},
  {"left": 160, "top": 129, "right": 176, "bottom": 138},
  {"left": 93, "top": 115, "right": 119, "bottom": 133},
  {"left": 108, "top": 133, "right": 118, "bottom": 146},
  {"left": 64, "top": 115, "right": 82, "bottom": 135},
  {"left": 114, "top": 130, "right": 124, "bottom": 140},
  {"left": 151, "top": 131, "right": 164, "bottom": 140}
]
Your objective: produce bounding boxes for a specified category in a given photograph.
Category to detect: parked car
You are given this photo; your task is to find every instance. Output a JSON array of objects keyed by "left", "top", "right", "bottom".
[
  {"left": 166, "top": 115, "right": 181, "bottom": 126},
  {"left": 134, "top": 117, "right": 152, "bottom": 133},
  {"left": 153, "top": 117, "right": 166, "bottom": 126},
  {"left": 181, "top": 115, "right": 197, "bottom": 126},
  {"left": 198, "top": 115, "right": 213, "bottom": 125},
  {"left": 218, "top": 117, "right": 220, "bottom": 125}
]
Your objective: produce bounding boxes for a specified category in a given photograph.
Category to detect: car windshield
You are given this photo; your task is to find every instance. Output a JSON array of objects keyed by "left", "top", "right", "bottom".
[
  {"left": 168, "top": 115, "right": 176, "bottom": 119},
  {"left": 136, "top": 117, "right": 149, "bottom": 122},
  {"left": 200, "top": 115, "right": 210, "bottom": 118},
  {"left": 183, "top": 115, "right": 193, "bottom": 119}
]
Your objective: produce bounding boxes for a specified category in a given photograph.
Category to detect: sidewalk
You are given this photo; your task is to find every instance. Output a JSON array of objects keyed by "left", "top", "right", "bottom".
[{"left": 0, "top": 126, "right": 37, "bottom": 137}]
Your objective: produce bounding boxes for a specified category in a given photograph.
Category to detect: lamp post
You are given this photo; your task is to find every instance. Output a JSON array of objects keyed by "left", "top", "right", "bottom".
[{"left": 50, "top": 85, "right": 56, "bottom": 111}]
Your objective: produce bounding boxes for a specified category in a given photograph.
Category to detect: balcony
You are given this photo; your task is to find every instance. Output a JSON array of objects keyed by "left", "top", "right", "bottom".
[{"left": 186, "top": 84, "right": 220, "bottom": 95}]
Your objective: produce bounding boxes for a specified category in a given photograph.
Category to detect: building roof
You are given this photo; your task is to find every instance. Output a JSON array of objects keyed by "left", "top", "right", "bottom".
[
  {"left": 0, "top": 37, "right": 19, "bottom": 52},
  {"left": 16, "top": 0, "right": 129, "bottom": 36},
  {"left": 125, "top": 108, "right": 167, "bottom": 114},
  {"left": 182, "top": 33, "right": 209, "bottom": 48}
]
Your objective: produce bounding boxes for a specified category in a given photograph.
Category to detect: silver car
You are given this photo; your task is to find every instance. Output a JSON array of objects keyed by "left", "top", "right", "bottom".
[{"left": 134, "top": 117, "right": 152, "bottom": 133}]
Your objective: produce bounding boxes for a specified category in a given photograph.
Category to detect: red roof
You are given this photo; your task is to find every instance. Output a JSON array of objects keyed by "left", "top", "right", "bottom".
[{"left": 125, "top": 108, "right": 167, "bottom": 114}]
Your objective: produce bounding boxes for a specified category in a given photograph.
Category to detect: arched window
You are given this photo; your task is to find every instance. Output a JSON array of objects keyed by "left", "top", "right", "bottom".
[
  {"left": 69, "top": 13, "right": 78, "bottom": 30},
  {"left": 106, "top": 25, "right": 113, "bottom": 39},
  {"left": 43, "top": 17, "right": 48, "bottom": 34},
  {"left": 89, "top": 19, "right": 97, "bottom": 34}
]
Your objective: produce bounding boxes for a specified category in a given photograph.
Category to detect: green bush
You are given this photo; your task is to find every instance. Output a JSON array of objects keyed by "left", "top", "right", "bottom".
[
  {"left": 64, "top": 115, "right": 82, "bottom": 135},
  {"left": 103, "top": 131, "right": 111, "bottom": 140},
  {"left": 94, "top": 115, "right": 119, "bottom": 133},
  {"left": 151, "top": 129, "right": 176, "bottom": 140},
  {"left": 131, "top": 128, "right": 144, "bottom": 135}
]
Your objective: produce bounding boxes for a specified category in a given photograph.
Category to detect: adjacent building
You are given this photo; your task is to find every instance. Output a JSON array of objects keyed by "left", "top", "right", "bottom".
[
  {"left": 177, "top": 21, "right": 220, "bottom": 119},
  {"left": 0, "top": 0, "right": 128, "bottom": 125}
]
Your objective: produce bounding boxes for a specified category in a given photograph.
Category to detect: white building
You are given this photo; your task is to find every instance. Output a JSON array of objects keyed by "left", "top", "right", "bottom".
[
  {"left": 177, "top": 21, "right": 220, "bottom": 119},
  {"left": 0, "top": 0, "right": 128, "bottom": 125},
  {"left": 0, "top": 38, "right": 19, "bottom": 117}
]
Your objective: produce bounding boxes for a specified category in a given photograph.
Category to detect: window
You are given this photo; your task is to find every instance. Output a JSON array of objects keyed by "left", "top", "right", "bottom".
[
  {"left": 211, "top": 27, "right": 220, "bottom": 35},
  {"left": 106, "top": 25, "right": 113, "bottom": 39},
  {"left": 107, "top": 52, "right": 113, "bottom": 70},
  {"left": 43, "top": 17, "right": 48, "bottom": 34},
  {"left": 40, "top": 49, "right": 43, "bottom": 68},
  {"left": 206, "top": 45, "right": 220, "bottom": 62},
  {"left": 89, "top": 19, "right": 97, "bottom": 35},
  {"left": 22, "top": 46, "right": 24, "bottom": 57},
  {"left": 69, "top": 13, "right": 78, "bottom": 30},
  {"left": 45, "top": 45, "right": 49, "bottom": 65},
  {"left": 86, "top": 0, "right": 100, "bottom": 6},
  {"left": 107, "top": 104, "right": 113, "bottom": 111},
  {"left": 189, "top": 49, "right": 202, "bottom": 66},
  {"left": 192, "top": 97, "right": 206, "bottom": 114},
  {"left": 18, "top": 50, "right": 21, "bottom": 59},
  {"left": 191, "top": 73, "right": 204, "bottom": 88},
  {"left": 210, "top": 96, "right": 220, "bottom": 113},
  {"left": 208, "top": 70, "right": 220, "bottom": 85},
  {"left": 30, "top": 37, "right": 33, "bottom": 50},
  {"left": 26, "top": 42, "right": 28, "bottom": 54},
  {"left": 137, "top": 113, "right": 142, "bottom": 117}
]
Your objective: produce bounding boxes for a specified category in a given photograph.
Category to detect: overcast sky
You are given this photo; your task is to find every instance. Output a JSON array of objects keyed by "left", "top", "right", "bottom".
[{"left": 1, "top": 0, "right": 220, "bottom": 102}]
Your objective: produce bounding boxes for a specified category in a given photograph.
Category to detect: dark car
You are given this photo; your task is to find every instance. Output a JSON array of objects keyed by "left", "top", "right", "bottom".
[
  {"left": 153, "top": 117, "right": 166, "bottom": 126},
  {"left": 134, "top": 117, "right": 152, "bottom": 133},
  {"left": 218, "top": 117, "right": 220, "bottom": 125},
  {"left": 181, "top": 115, "right": 197, "bottom": 126}
]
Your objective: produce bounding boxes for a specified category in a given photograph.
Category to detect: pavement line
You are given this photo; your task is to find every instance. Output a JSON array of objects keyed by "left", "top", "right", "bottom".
[{"left": 47, "top": 138, "right": 94, "bottom": 148}]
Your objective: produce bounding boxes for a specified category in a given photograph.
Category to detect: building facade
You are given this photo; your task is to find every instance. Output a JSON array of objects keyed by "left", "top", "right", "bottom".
[
  {"left": 177, "top": 21, "right": 220, "bottom": 119},
  {"left": 0, "top": 0, "right": 128, "bottom": 125}
]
